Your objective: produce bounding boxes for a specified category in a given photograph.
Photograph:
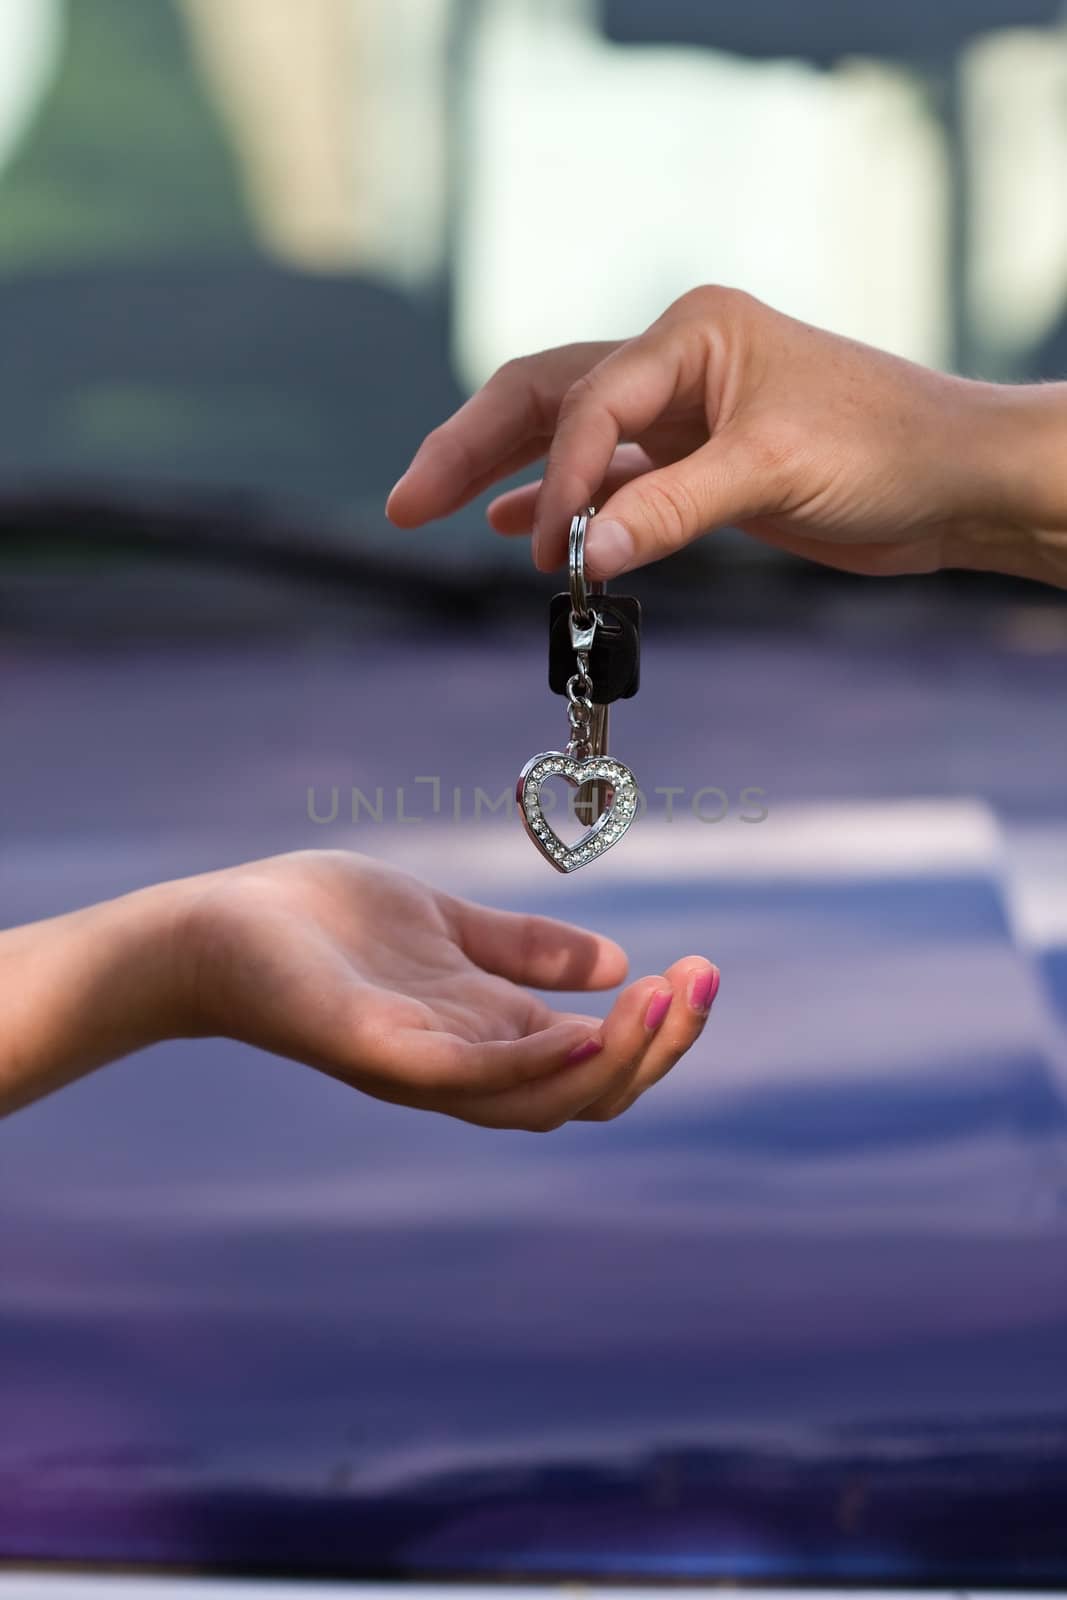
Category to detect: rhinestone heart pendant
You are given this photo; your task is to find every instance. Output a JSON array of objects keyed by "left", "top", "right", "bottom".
[{"left": 517, "top": 752, "right": 639, "bottom": 874}]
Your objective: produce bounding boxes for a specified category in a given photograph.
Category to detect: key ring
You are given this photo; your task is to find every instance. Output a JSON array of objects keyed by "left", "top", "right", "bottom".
[
  {"left": 569, "top": 506, "right": 598, "bottom": 623},
  {"left": 566, "top": 504, "right": 600, "bottom": 758}
]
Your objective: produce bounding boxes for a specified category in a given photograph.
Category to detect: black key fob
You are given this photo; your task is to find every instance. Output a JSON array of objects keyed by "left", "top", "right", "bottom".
[{"left": 548, "top": 593, "right": 641, "bottom": 703}]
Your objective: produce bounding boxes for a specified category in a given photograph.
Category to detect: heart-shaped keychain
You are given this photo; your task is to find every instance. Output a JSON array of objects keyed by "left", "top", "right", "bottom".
[
  {"left": 517, "top": 751, "right": 638, "bottom": 873},
  {"left": 517, "top": 509, "right": 641, "bottom": 873}
]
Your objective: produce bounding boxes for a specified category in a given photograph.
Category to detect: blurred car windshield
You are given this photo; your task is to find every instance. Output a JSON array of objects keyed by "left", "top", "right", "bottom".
[{"left": 0, "top": 0, "right": 1065, "bottom": 616}]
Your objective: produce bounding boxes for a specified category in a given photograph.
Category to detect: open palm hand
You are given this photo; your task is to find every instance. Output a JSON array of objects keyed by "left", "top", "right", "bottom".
[{"left": 180, "top": 851, "right": 718, "bottom": 1130}]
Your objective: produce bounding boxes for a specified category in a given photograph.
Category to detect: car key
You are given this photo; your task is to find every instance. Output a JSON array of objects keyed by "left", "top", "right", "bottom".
[
  {"left": 548, "top": 593, "right": 641, "bottom": 703},
  {"left": 548, "top": 585, "right": 641, "bottom": 826}
]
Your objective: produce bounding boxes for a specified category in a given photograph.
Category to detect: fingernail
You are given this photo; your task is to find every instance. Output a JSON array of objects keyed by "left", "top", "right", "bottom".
[
  {"left": 689, "top": 967, "right": 720, "bottom": 1014},
  {"left": 586, "top": 518, "right": 634, "bottom": 579},
  {"left": 567, "top": 1035, "right": 603, "bottom": 1064},
  {"left": 644, "top": 990, "right": 672, "bottom": 1031}
]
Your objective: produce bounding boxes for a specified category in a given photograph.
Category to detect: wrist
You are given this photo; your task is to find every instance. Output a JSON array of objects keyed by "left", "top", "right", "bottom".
[
  {"left": 0, "top": 880, "right": 191, "bottom": 1115},
  {"left": 947, "top": 380, "right": 1067, "bottom": 585},
  {"left": 91, "top": 880, "right": 195, "bottom": 1049}
]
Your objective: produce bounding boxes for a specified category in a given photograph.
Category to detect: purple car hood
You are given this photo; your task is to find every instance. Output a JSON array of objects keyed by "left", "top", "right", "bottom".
[{"left": 1, "top": 628, "right": 1066, "bottom": 1581}]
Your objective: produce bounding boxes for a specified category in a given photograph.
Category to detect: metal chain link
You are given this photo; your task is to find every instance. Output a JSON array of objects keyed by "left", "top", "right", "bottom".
[{"left": 566, "top": 648, "right": 595, "bottom": 757}]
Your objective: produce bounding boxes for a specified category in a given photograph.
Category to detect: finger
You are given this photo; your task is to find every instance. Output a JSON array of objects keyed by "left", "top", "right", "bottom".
[
  {"left": 585, "top": 435, "right": 761, "bottom": 579},
  {"left": 456, "top": 975, "right": 672, "bottom": 1131},
  {"left": 391, "top": 438, "right": 559, "bottom": 524},
  {"left": 487, "top": 446, "right": 656, "bottom": 537},
  {"left": 387, "top": 1018, "right": 603, "bottom": 1099},
  {"left": 386, "top": 342, "right": 619, "bottom": 527},
  {"left": 532, "top": 328, "right": 709, "bottom": 569},
  {"left": 450, "top": 899, "right": 628, "bottom": 991},
  {"left": 576, "top": 957, "right": 719, "bottom": 1121}
]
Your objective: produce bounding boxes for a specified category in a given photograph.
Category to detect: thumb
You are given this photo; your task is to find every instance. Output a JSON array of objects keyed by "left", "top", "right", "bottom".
[{"left": 585, "top": 439, "right": 754, "bottom": 579}]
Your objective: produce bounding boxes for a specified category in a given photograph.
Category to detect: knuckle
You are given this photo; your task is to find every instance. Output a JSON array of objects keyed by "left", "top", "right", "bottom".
[
  {"left": 524, "top": 1112, "right": 565, "bottom": 1134},
  {"left": 490, "top": 354, "right": 528, "bottom": 389},
  {"left": 516, "top": 915, "right": 544, "bottom": 976},
  {"left": 674, "top": 283, "right": 725, "bottom": 317},
  {"left": 739, "top": 419, "right": 806, "bottom": 490},
  {"left": 672, "top": 283, "right": 756, "bottom": 322},
  {"left": 423, "top": 422, "right": 473, "bottom": 480},
  {"left": 658, "top": 1043, "right": 688, "bottom": 1076},
  {"left": 578, "top": 1101, "right": 609, "bottom": 1123},
  {"left": 486, "top": 357, "right": 543, "bottom": 437},
  {"left": 585, "top": 1099, "right": 624, "bottom": 1123},
  {"left": 418, "top": 422, "right": 447, "bottom": 461},
  {"left": 558, "top": 371, "right": 598, "bottom": 421},
  {"left": 635, "top": 472, "right": 701, "bottom": 549}
]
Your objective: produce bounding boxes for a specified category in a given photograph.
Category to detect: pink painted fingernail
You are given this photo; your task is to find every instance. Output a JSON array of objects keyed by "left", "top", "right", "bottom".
[
  {"left": 586, "top": 518, "right": 635, "bottom": 579},
  {"left": 689, "top": 967, "right": 720, "bottom": 1014},
  {"left": 567, "top": 1036, "right": 603, "bottom": 1064},
  {"left": 644, "top": 990, "right": 672, "bottom": 1031}
]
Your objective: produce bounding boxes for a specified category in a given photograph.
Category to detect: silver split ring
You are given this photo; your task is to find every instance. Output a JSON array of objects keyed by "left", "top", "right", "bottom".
[{"left": 568, "top": 506, "right": 598, "bottom": 621}]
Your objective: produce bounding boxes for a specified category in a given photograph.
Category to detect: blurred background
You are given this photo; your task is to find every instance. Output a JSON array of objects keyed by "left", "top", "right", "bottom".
[{"left": 1, "top": 0, "right": 1066, "bottom": 625}]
